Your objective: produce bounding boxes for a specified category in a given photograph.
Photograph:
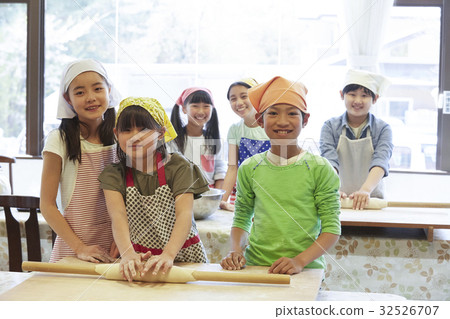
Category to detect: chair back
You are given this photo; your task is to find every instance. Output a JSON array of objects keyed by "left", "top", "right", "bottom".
[
  {"left": 0, "top": 156, "right": 16, "bottom": 194},
  {"left": 0, "top": 195, "right": 41, "bottom": 272}
]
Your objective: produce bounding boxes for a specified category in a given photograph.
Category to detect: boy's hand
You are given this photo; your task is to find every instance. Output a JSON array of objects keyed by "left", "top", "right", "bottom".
[
  {"left": 349, "top": 190, "right": 370, "bottom": 210},
  {"left": 220, "top": 251, "right": 246, "bottom": 270},
  {"left": 269, "top": 257, "right": 303, "bottom": 275}
]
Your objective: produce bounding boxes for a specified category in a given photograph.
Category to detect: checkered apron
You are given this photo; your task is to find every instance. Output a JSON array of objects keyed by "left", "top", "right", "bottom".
[{"left": 125, "top": 153, "right": 207, "bottom": 263}]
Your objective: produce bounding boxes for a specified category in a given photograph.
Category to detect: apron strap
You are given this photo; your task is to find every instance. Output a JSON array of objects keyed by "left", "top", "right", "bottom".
[
  {"left": 156, "top": 152, "right": 166, "bottom": 186},
  {"left": 126, "top": 167, "right": 134, "bottom": 187},
  {"left": 125, "top": 152, "right": 167, "bottom": 187}
]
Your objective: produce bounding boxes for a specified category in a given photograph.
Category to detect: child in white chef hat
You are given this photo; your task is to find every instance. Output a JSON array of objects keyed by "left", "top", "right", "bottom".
[
  {"left": 319, "top": 69, "right": 393, "bottom": 210},
  {"left": 40, "top": 59, "right": 121, "bottom": 263}
]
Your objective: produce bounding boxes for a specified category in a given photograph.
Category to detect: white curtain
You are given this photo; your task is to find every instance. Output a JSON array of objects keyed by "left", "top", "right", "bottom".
[{"left": 341, "top": 0, "right": 394, "bottom": 72}]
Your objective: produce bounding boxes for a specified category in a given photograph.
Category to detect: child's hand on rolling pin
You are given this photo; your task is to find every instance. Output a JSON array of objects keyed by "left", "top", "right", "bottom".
[
  {"left": 76, "top": 244, "right": 115, "bottom": 263},
  {"left": 349, "top": 190, "right": 370, "bottom": 210},
  {"left": 268, "top": 256, "right": 303, "bottom": 275},
  {"left": 119, "top": 251, "right": 152, "bottom": 282},
  {"left": 142, "top": 252, "right": 174, "bottom": 277},
  {"left": 220, "top": 251, "right": 246, "bottom": 270},
  {"left": 339, "top": 190, "right": 348, "bottom": 199}
]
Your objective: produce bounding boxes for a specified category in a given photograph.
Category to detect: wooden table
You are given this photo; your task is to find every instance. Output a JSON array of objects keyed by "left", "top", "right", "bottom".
[
  {"left": 0, "top": 262, "right": 324, "bottom": 301},
  {"left": 340, "top": 207, "right": 450, "bottom": 241},
  {"left": 0, "top": 269, "right": 408, "bottom": 301}
]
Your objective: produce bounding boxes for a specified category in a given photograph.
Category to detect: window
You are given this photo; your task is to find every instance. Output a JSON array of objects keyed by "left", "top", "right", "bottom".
[
  {"left": 0, "top": 0, "right": 44, "bottom": 157},
  {"left": 376, "top": 5, "right": 441, "bottom": 171},
  {"left": 381, "top": 99, "right": 414, "bottom": 124},
  {"left": 2, "top": 0, "right": 449, "bottom": 173},
  {"left": 0, "top": 2, "right": 27, "bottom": 155}
]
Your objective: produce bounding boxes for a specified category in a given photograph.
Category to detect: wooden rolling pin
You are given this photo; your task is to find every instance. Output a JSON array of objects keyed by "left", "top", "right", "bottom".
[
  {"left": 341, "top": 198, "right": 450, "bottom": 210},
  {"left": 22, "top": 261, "right": 290, "bottom": 285}
]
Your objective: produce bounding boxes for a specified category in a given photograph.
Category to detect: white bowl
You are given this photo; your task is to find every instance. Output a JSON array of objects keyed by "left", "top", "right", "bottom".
[{"left": 193, "top": 188, "right": 225, "bottom": 220}]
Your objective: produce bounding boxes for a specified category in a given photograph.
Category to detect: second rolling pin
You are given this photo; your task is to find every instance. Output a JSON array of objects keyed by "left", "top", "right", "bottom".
[{"left": 341, "top": 198, "right": 450, "bottom": 210}]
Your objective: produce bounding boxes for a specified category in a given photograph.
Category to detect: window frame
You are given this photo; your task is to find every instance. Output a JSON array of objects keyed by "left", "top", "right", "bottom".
[
  {"left": 436, "top": 0, "right": 450, "bottom": 171},
  {"left": 27, "top": 0, "right": 45, "bottom": 156}
]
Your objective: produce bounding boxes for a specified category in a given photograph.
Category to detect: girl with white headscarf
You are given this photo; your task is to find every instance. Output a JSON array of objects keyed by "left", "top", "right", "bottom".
[{"left": 40, "top": 59, "right": 121, "bottom": 263}]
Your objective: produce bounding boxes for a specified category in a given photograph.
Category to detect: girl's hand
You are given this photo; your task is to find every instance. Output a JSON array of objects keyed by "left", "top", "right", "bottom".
[
  {"left": 219, "top": 200, "right": 235, "bottom": 212},
  {"left": 339, "top": 191, "right": 348, "bottom": 199},
  {"left": 268, "top": 257, "right": 303, "bottom": 275},
  {"left": 76, "top": 244, "right": 115, "bottom": 263},
  {"left": 109, "top": 241, "right": 120, "bottom": 259},
  {"left": 142, "top": 253, "right": 174, "bottom": 277},
  {"left": 119, "top": 251, "right": 152, "bottom": 282},
  {"left": 349, "top": 190, "right": 370, "bottom": 210},
  {"left": 220, "top": 251, "right": 246, "bottom": 270}
]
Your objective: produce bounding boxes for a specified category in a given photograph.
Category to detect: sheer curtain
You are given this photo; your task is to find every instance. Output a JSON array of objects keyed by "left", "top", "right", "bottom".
[{"left": 341, "top": 0, "right": 394, "bottom": 72}]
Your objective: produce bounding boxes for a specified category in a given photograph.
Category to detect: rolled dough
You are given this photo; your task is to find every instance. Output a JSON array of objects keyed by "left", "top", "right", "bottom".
[
  {"left": 340, "top": 198, "right": 387, "bottom": 210},
  {"left": 94, "top": 264, "right": 196, "bottom": 283}
]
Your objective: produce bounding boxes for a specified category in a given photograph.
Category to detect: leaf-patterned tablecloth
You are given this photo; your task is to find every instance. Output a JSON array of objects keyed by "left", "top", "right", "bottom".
[
  {"left": 322, "top": 230, "right": 450, "bottom": 301},
  {"left": 195, "top": 210, "right": 233, "bottom": 263}
]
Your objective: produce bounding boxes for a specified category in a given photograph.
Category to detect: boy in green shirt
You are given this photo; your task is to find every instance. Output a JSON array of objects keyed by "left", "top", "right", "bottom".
[{"left": 220, "top": 76, "right": 341, "bottom": 274}]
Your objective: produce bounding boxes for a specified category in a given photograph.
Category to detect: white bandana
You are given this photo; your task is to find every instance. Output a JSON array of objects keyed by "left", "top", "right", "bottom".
[
  {"left": 56, "top": 59, "right": 121, "bottom": 119},
  {"left": 343, "top": 69, "right": 390, "bottom": 96}
]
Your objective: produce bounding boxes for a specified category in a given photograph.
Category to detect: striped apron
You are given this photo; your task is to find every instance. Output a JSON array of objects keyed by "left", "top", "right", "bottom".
[{"left": 50, "top": 145, "right": 116, "bottom": 262}]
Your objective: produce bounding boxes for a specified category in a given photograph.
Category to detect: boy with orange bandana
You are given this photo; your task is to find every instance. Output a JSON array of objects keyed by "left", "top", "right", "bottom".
[{"left": 220, "top": 76, "right": 341, "bottom": 275}]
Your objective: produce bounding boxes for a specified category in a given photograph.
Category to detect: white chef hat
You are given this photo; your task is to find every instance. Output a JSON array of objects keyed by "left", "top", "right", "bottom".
[
  {"left": 343, "top": 69, "right": 391, "bottom": 96},
  {"left": 56, "top": 59, "right": 121, "bottom": 119}
]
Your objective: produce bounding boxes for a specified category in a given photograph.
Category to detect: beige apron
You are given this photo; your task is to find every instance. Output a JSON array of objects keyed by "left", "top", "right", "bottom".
[
  {"left": 337, "top": 127, "right": 384, "bottom": 199},
  {"left": 126, "top": 153, "right": 207, "bottom": 263},
  {"left": 50, "top": 146, "right": 116, "bottom": 262}
]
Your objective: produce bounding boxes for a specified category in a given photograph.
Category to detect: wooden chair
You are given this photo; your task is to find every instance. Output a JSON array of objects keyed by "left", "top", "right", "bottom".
[
  {"left": 0, "top": 155, "right": 16, "bottom": 194},
  {"left": 0, "top": 195, "right": 41, "bottom": 272}
]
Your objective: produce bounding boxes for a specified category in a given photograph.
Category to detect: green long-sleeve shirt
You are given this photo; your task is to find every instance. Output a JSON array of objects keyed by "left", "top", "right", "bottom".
[{"left": 233, "top": 151, "right": 341, "bottom": 269}]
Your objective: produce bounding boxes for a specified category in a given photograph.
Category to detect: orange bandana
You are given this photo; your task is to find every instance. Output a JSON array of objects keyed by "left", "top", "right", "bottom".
[{"left": 248, "top": 76, "right": 308, "bottom": 114}]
